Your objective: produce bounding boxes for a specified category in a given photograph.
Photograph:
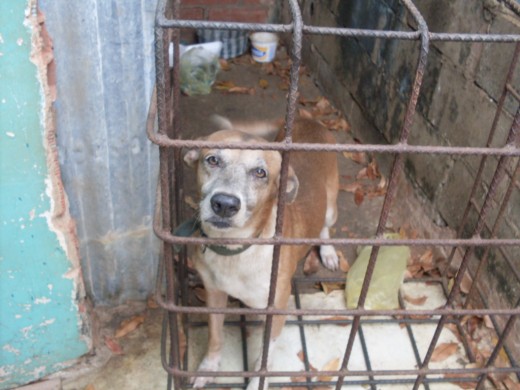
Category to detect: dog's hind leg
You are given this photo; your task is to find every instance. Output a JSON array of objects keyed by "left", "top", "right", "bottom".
[{"left": 192, "top": 289, "right": 228, "bottom": 388}]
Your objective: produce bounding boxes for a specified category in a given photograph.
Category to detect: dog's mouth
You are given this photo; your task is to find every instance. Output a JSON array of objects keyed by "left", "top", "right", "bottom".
[{"left": 205, "top": 216, "right": 232, "bottom": 229}]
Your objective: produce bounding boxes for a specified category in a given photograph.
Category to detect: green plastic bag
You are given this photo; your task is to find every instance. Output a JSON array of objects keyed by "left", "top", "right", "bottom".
[
  {"left": 180, "top": 45, "right": 221, "bottom": 96},
  {"left": 346, "top": 234, "right": 410, "bottom": 310}
]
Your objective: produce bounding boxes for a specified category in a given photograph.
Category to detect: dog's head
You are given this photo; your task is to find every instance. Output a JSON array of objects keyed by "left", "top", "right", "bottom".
[{"left": 184, "top": 129, "right": 299, "bottom": 238}]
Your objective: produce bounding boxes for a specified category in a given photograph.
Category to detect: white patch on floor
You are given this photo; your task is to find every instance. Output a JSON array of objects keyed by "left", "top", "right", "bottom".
[{"left": 188, "top": 282, "right": 469, "bottom": 389}]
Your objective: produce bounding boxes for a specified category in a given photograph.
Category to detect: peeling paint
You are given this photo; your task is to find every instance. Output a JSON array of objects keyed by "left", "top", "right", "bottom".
[
  {"left": 34, "top": 297, "right": 51, "bottom": 305},
  {"left": 0, "top": 2, "right": 90, "bottom": 387},
  {"left": 3, "top": 345, "right": 21, "bottom": 356}
]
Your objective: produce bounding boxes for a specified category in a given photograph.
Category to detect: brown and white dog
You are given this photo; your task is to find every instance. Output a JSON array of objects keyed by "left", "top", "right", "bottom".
[{"left": 184, "top": 117, "right": 339, "bottom": 389}]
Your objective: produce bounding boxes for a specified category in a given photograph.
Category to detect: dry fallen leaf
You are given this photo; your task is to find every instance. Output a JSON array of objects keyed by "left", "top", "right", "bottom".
[
  {"left": 320, "top": 282, "right": 345, "bottom": 294},
  {"left": 343, "top": 151, "right": 367, "bottom": 165},
  {"left": 502, "top": 377, "right": 520, "bottom": 390},
  {"left": 228, "top": 86, "right": 255, "bottom": 95},
  {"left": 337, "top": 250, "right": 350, "bottom": 273},
  {"left": 85, "top": 384, "right": 96, "bottom": 390},
  {"left": 460, "top": 271, "right": 473, "bottom": 294},
  {"left": 104, "top": 336, "right": 123, "bottom": 355},
  {"left": 443, "top": 372, "right": 478, "bottom": 389},
  {"left": 315, "top": 96, "right": 334, "bottom": 115},
  {"left": 431, "top": 342, "right": 459, "bottom": 362},
  {"left": 322, "top": 316, "right": 350, "bottom": 326},
  {"left": 339, "top": 182, "right": 363, "bottom": 193},
  {"left": 403, "top": 294, "right": 428, "bottom": 306},
  {"left": 303, "top": 249, "right": 321, "bottom": 276},
  {"left": 219, "top": 58, "right": 231, "bottom": 71},
  {"left": 115, "top": 315, "right": 145, "bottom": 338},
  {"left": 317, "top": 357, "right": 340, "bottom": 382},
  {"left": 258, "top": 79, "right": 269, "bottom": 89},
  {"left": 354, "top": 187, "right": 365, "bottom": 206},
  {"left": 214, "top": 80, "right": 236, "bottom": 90},
  {"left": 366, "top": 160, "right": 380, "bottom": 180},
  {"left": 299, "top": 108, "right": 314, "bottom": 119},
  {"left": 323, "top": 117, "right": 350, "bottom": 132}
]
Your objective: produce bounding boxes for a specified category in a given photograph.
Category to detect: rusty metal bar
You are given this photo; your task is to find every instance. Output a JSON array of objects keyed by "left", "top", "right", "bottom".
[
  {"left": 476, "top": 311, "right": 519, "bottom": 389},
  {"left": 154, "top": 18, "right": 520, "bottom": 43},
  {"left": 413, "top": 106, "right": 520, "bottom": 389},
  {"left": 257, "top": 1, "right": 303, "bottom": 387},
  {"left": 149, "top": 0, "right": 520, "bottom": 388},
  {"left": 147, "top": 133, "right": 520, "bottom": 156},
  {"left": 466, "top": 159, "right": 520, "bottom": 307},
  {"left": 445, "top": 42, "right": 520, "bottom": 276},
  {"left": 336, "top": 1, "right": 430, "bottom": 388},
  {"left": 159, "top": 364, "right": 520, "bottom": 379}
]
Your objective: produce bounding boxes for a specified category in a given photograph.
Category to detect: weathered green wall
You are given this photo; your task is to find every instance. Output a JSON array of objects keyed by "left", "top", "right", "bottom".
[{"left": 0, "top": 1, "right": 89, "bottom": 388}]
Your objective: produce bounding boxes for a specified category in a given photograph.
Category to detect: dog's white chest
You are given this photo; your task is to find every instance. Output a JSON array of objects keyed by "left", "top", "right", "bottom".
[{"left": 195, "top": 245, "right": 274, "bottom": 308}]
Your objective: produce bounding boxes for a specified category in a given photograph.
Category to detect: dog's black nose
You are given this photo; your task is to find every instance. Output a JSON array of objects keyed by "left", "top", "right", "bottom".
[{"left": 210, "top": 193, "right": 241, "bottom": 218}]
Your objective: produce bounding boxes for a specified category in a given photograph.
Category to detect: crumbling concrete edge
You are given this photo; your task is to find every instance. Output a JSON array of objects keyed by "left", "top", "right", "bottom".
[{"left": 26, "top": 0, "right": 92, "bottom": 351}]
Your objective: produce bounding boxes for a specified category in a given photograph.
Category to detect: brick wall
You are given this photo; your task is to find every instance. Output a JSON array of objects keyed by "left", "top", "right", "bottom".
[
  {"left": 180, "top": 0, "right": 275, "bottom": 23},
  {"left": 280, "top": 0, "right": 520, "bottom": 361}
]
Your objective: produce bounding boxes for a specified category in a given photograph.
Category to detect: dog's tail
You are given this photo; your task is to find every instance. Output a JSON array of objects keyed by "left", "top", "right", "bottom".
[{"left": 211, "top": 114, "right": 283, "bottom": 140}]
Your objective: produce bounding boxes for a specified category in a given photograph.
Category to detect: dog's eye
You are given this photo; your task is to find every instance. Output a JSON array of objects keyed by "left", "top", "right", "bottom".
[
  {"left": 254, "top": 168, "right": 267, "bottom": 179},
  {"left": 205, "top": 155, "right": 219, "bottom": 167}
]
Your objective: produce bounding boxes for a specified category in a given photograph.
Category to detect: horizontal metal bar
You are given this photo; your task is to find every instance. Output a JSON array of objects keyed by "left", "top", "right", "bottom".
[
  {"left": 148, "top": 133, "right": 520, "bottom": 156},
  {"left": 155, "top": 293, "right": 520, "bottom": 317},
  {"left": 155, "top": 227, "right": 520, "bottom": 247},
  {"left": 161, "top": 365, "right": 519, "bottom": 379},
  {"left": 155, "top": 18, "right": 520, "bottom": 43}
]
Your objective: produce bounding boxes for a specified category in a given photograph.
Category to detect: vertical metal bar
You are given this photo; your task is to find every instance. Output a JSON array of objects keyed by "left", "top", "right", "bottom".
[
  {"left": 240, "top": 302, "right": 250, "bottom": 388},
  {"left": 335, "top": 1, "right": 429, "bottom": 389},
  {"left": 398, "top": 293, "right": 432, "bottom": 390},
  {"left": 465, "top": 159, "right": 520, "bottom": 307},
  {"left": 293, "top": 280, "right": 313, "bottom": 390},
  {"left": 357, "top": 326, "right": 376, "bottom": 390},
  {"left": 444, "top": 42, "right": 520, "bottom": 276},
  {"left": 475, "top": 309, "right": 519, "bottom": 389},
  {"left": 414, "top": 107, "right": 520, "bottom": 390},
  {"left": 257, "top": 1, "right": 303, "bottom": 389},
  {"left": 155, "top": 1, "right": 182, "bottom": 389}
]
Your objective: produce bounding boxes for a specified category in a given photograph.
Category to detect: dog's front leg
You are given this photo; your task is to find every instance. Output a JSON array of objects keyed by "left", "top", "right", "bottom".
[
  {"left": 247, "top": 279, "right": 292, "bottom": 390},
  {"left": 192, "top": 289, "right": 228, "bottom": 388}
]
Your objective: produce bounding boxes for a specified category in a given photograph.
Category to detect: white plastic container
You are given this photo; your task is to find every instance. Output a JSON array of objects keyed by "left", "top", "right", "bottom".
[{"left": 250, "top": 32, "right": 278, "bottom": 63}]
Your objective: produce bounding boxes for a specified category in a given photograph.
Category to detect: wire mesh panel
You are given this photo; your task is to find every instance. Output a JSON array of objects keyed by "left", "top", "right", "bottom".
[{"left": 147, "top": 0, "right": 520, "bottom": 389}]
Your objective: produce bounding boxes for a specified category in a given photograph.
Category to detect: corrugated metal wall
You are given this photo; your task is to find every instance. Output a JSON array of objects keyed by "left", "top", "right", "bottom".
[{"left": 39, "top": 0, "right": 160, "bottom": 305}]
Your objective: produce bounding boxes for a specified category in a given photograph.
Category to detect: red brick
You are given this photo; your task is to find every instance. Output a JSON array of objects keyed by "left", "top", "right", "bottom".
[
  {"left": 180, "top": 6, "right": 205, "bottom": 20},
  {"left": 241, "top": 0, "right": 274, "bottom": 5},
  {"left": 181, "top": 0, "right": 239, "bottom": 6},
  {"left": 208, "top": 7, "right": 268, "bottom": 23}
]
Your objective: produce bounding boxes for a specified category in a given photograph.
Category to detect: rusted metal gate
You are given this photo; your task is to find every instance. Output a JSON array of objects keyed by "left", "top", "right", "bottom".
[{"left": 147, "top": 0, "right": 520, "bottom": 388}]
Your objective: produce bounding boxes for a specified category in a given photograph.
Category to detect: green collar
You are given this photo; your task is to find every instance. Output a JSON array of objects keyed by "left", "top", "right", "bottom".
[{"left": 173, "top": 216, "right": 253, "bottom": 256}]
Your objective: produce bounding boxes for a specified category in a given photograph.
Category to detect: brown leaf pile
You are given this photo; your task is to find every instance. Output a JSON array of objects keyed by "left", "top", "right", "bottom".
[
  {"left": 340, "top": 158, "right": 387, "bottom": 206},
  {"left": 406, "top": 249, "right": 441, "bottom": 279}
]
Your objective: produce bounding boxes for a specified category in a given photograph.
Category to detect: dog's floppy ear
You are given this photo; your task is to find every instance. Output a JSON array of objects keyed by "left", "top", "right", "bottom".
[
  {"left": 183, "top": 136, "right": 207, "bottom": 167},
  {"left": 285, "top": 165, "right": 299, "bottom": 203},
  {"left": 183, "top": 149, "right": 200, "bottom": 167}
]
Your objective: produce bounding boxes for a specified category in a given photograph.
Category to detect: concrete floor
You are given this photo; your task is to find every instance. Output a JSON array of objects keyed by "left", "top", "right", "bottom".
[{"left": 26, "top": 46, "right": 457, "bottom": 390}]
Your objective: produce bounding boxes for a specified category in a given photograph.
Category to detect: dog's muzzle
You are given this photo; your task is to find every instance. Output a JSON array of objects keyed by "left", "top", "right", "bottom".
[{"left": 210, "top": 193, "right": 241, "bottom": 218}]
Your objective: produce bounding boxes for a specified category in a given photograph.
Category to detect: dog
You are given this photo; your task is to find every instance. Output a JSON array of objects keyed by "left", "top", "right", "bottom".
[{"left": 183, "top": 117, "right": 339, "bottom": 389}]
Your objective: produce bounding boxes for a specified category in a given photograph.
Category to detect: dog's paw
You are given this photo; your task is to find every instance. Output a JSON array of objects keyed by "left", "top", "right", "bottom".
[
  {"left": 320, "top": 245, "right": 339, "bottom": 271},
  {"left": 191, "top": 354, "right": 221, "bottom": 388},
  {"left": 246, "top": 376, "right": 269, "bottom": 390}
]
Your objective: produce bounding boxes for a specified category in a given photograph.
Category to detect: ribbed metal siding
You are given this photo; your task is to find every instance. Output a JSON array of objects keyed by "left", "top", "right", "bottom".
[{"left": 40, "top": 0, "right": 159, "bottom": 305}]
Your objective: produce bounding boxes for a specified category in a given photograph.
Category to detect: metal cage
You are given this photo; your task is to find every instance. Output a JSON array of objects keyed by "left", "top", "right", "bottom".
[{"left": 147, "top": 0, "right": 520, "bottom": 389}]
